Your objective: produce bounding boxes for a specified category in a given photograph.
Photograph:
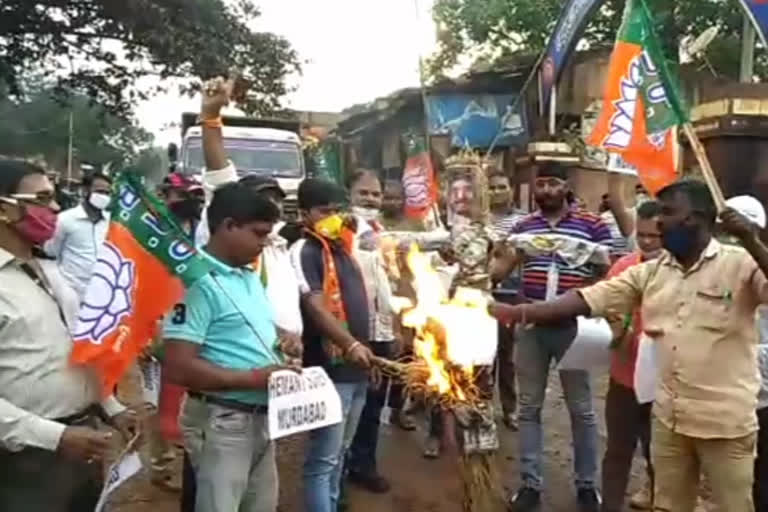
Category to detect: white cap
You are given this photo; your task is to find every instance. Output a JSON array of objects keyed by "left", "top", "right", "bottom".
[{"left": 725, "top": 195, "right": 767, "bottom": 229}]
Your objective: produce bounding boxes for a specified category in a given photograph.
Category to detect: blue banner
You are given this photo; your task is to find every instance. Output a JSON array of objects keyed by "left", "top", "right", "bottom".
[
  {"left": 426, "top": 93, "right": 528, "bottom": 148},
  {"left": 539, "top": 0, "right": 604, "bottom": 114},
  {"left": 740, "top": 0, "right": 768, "bottom": 48}
]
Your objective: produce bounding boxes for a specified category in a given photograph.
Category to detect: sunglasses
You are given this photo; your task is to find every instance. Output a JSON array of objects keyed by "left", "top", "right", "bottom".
[{"left": 1, "top": 192, "right": 55, "bottom": 207}]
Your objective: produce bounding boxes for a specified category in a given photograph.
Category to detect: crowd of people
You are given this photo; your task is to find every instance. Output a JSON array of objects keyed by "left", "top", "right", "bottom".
[{"left": 1, "top": 74, "right": 768, "bottom": 512}]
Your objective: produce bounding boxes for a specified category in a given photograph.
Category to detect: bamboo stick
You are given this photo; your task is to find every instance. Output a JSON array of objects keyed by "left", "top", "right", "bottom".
[{"left": 682, "top": 122, "right": 726, "bottom": 212}]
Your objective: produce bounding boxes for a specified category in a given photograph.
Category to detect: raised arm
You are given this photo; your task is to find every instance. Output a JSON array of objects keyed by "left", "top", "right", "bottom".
[
  {"left": 607, "top": 173, "right": 635, "bottom": 238},
  {"left": 200, "top": 77, "right": 233, "bottom": 173}
]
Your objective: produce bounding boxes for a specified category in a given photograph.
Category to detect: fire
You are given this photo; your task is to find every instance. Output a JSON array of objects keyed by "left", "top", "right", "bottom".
[{"left": 397, "top": 244, "right": 496, "bottom": 403}]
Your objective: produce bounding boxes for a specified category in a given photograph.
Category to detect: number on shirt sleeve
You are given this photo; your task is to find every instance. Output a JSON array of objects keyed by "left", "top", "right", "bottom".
[{"left": 171, "top": 304, "right": 187, "bottom": 324}]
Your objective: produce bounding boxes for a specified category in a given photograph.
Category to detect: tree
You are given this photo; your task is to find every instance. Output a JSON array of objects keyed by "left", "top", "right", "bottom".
[
  {"left": 428, "top": 0, "right": 751, "bottom": 81},
  {"left": 0, "top": 0, "right": 300, "bottom": 117},
  {"left": 0, "top": 83, "right": 154, "bottom": 171}
]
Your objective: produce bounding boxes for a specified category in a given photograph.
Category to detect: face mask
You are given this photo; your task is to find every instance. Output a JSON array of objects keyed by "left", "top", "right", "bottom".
[
  {"left": 662, "top": 223, "right": 698, "bottom": 259},
  {"left": 636, "top": 194, "right": 651, "bottom": 206},
  {"left": 169, "top": 198, "right": 203, "bottom": 221},
  {"left": 350, "top": 206, "right": 380, "bottom": 222},
  {"left": 314, "top": 214, "right": 344, "bottom": 240},
  {"left": 14, "top": 204, "right": 58, "bottom": 245},
  {"left": 88, "top": 192, "right": 111, "bottom": 210}
]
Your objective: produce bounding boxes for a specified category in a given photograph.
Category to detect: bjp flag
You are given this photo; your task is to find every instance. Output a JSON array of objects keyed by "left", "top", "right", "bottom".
[
  {"left": 588, "top": 0, "right": 688, "bottom": 195},
  {"left": 70, "top": 173, "right": 213, "bottom": 395}
]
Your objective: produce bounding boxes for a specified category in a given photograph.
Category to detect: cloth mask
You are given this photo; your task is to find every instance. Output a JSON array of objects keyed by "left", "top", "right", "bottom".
[
  {"left": 14, "top": 204, "right": 58, "bottom": 245},
  {"left": 88, "top": 192, "right": 111, "bottom": 210},
  {"left": 662, "top": 223, "right": 698, "bottom": 260},
  {"left": 314, "top": 214, "right": 344, "bottom": 240},
  {"left": 169, "top": 198, "right": 203, "bottom": 221},
  {"left": 351, "top": 206, "right": 380, "bottom": 223}
]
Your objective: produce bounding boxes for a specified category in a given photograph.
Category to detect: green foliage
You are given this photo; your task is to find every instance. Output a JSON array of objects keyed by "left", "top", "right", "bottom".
[
  {"left": 428, "top": 0, "right": 757, "bottom": 80},
  {"left": 0, "top": 0, "right": 300, "bottom": 117},
  {"left": 0, "top": 82, "right": 153, "bottom": 171}
]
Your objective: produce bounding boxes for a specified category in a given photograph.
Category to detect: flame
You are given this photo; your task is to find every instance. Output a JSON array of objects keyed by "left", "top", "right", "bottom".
[{"left": 398, "top": 244, "right": 493, "bottom": 402}]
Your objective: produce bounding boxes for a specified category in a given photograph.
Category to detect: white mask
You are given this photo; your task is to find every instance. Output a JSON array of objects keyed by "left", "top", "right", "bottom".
[
  {"left": 88, "top": 192, "right": 111, "bottom": 210},
  {"left": 351, "top": 206, "right": 380, "bottom": 222}
]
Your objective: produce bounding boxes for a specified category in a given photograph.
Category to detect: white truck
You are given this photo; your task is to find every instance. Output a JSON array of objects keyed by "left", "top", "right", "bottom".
[{"left": 171, "top": 113, "right": 305, "bottom": 218}]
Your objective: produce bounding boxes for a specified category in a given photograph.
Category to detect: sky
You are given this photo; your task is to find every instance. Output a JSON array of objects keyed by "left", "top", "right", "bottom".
[{"left": 135, "top": 0, "right": 437, "bottom": 146}]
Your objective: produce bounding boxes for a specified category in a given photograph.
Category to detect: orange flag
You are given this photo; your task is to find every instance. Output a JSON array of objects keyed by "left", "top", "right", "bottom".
[
  {"left": 588, "top": 0, "right": 687, "bottom": 195},
  {"left": 71, "top": 173, "right": 213, "bottom": 395}
]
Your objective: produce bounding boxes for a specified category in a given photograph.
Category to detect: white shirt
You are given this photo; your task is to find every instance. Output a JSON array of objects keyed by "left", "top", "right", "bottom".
[
  {"left": 355, "top": 218, "right": 396, "bottom": 342},
  {"left": 0, "top": 248, "right": 124, "bottom": 452},
  {"left": 195, "top": 164, "right": 303, "bottom": 335},
  {"left": 44, "top": 204, "right": 109, "bottom": 297}
]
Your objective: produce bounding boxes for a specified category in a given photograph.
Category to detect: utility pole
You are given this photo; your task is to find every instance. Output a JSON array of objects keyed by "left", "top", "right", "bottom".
[{"left": 740, "top": 12, "right": 756, "bottom": 83}]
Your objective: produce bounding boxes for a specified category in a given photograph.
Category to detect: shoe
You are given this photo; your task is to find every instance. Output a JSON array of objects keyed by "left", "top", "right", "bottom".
[
  {"left": 503, "top": 412, "right": 519, "bottom": 431},
  {"left": 507, "top": 487, "right": 540, "bottom": 511},
  {"left": 629, "top": 484, "right": 652, "bottom": 510},
  {"left": 348, "top": 470, "right": 391, "bottom": 494},
  {"left": 423, "top": 436, "right": 441, "bottom": 459},
  {"left": 577, "top": 488, "right": 601, "bottom": 512},
  {"left": 394, "top": 409, "right": 417, "bottom": 431}
]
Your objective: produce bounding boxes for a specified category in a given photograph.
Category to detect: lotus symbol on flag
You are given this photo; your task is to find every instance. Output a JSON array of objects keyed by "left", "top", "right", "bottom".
[{"left": 74, "top": 242, "right": 135, "bottom": 344}]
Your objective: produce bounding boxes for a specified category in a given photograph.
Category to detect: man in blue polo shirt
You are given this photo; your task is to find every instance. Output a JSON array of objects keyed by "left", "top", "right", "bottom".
[{"left": 163, "top": 181, "right": 295, "bottom": 512}]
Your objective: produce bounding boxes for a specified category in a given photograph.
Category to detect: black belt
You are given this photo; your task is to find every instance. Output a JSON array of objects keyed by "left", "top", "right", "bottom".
[
  {"left": 54, "top": 404, "right": 104, "bottom": 426},
  {"left": 187, "top": 391, "right": 267, "bottom": 414}
]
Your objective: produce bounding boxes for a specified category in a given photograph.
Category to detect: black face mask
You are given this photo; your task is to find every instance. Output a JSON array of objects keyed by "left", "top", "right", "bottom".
[{"left": 169, "top": 198, "right": 203, "bottom": 221}]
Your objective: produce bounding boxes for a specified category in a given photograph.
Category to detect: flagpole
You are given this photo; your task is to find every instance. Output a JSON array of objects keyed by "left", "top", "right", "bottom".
[
  {"left": 548, "top": 83, "right": 557, "bottom": 135},
  {"left": 741, "top": 12, "right": 756, "bottom": 82},
  {"left": 682, "top": 122, "right": 726, "bottom": 211}
]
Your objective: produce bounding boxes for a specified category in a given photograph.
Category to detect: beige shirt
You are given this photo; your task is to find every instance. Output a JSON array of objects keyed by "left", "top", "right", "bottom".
[
  {"left": 0, "top": 248, "right": 124, "bottom": 452},
  {"left": 581, "top": 239, "right": 768, "bottom": 439}
]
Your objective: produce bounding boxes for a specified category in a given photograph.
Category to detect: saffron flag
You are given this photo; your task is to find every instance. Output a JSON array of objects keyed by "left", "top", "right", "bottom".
[
  {"left": 71, "top": 173, "right": 213, "bottom": 395},
  {"left": 587, "top": 0, "right": 687, "bottom": 195},
  {"left": 402, "top": 134, "right": 438, "bottom": 220}
]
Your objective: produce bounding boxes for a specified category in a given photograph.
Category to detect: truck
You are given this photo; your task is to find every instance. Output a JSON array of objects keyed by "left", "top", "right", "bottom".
[{"left": 171, "top": 112, "right": 306, "bottom": 218}]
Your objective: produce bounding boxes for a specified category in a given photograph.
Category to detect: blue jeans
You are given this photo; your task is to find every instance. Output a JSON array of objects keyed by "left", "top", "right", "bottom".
[
  {"left": 303, "top": 379, "right": 368, "bottom": 512},
  {"left": 515, "top": 323, "right": 598, "bottom": 491}
]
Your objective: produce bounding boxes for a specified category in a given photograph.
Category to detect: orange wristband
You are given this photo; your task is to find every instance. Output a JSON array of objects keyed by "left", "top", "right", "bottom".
[{"left": 199, "top": 116, "right": 223, "bottom": 129}]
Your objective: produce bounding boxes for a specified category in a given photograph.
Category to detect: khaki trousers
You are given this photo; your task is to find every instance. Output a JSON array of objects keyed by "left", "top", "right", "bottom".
[{"left": 653, "top": 417, "right": 756, "bottom": 512}]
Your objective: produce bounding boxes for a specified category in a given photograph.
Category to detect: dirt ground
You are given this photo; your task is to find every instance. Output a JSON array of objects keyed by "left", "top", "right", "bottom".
[{"left": 109, "top": 369, "right": 712, "bottom": 512}]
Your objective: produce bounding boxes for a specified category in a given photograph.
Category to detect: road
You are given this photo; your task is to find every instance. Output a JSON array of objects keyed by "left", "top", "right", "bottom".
[{"left": 109, "top": 370, "right": 711, "bottom": 512}]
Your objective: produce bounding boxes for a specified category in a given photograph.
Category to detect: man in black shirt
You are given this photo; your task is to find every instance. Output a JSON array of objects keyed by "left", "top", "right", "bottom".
[{"left": 291, "top": 178, "right": 374, "bottom": 512}]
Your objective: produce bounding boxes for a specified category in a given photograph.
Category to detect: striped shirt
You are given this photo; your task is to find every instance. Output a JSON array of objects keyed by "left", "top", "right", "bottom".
[
  {"left": 511, "top": 208, "right": 612, "bottom": 300},
  {"left": 491, "top": 210, "right": 527, "bottom": 242}
]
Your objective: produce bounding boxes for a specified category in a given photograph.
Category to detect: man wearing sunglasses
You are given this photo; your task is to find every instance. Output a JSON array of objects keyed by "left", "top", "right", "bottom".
[
  {"left": 44, "top": 172, "right": 112, "bottom": 298},
  {"left": 491, "top": 162, "right": 612, "bottom": 512}
]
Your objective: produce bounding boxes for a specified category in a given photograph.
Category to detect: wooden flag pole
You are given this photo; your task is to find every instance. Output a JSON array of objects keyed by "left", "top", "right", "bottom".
[{"left": 682, "top": 122, "right": 726, "bottom": 212}]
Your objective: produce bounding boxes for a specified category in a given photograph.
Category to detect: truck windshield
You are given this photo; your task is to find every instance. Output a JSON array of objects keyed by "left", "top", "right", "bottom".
[{"left": 184, "top": 138, "right": 302, "bottom": 178}]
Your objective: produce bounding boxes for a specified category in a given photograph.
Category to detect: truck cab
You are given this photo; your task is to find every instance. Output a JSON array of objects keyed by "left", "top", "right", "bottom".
[{"left": 175, "top": 113, "right": 305, "bottom": 218}]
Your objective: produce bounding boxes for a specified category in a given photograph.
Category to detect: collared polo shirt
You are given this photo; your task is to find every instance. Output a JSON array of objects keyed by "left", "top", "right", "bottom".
[
  {"left": 163, "top": 251, "right": 281, "bottom": 405},
  {"left": 44, "top": 204, "right": 109, "bottom": 297},
  {"left": 511, "top": 207, "right": 612, "bottom": 300},
  {"left": 581, "top": 239, "right": 768, "bottom": 439}
]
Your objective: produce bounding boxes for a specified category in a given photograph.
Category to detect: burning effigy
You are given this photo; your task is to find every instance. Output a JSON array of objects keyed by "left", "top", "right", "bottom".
[{"left": 379, "top": 243, "right": 503, "bottom": 512}]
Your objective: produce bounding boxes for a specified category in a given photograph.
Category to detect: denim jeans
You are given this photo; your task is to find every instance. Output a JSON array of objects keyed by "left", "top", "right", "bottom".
[
  {"left": 515, "top": 323, "right": 598, "bottom": 491},
  {"left": 304, "top": 379, "right": 368, "bottom": 512},
  {"left": 349, "top": 341, "right": 397, "bottom": 475},
  {"left": 180, "top": 396, "right": 277, "bottom": 512}
]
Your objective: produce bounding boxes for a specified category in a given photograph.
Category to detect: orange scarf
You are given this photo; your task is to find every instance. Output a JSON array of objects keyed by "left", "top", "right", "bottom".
[{"left": 305, "top": 227, "right": 357, "bottom": 363}]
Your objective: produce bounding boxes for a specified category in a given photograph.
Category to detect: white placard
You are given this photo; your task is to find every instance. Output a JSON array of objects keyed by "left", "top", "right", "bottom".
[
  {"left": 634, "top": 334, "right": 658, "bottom": 404},
  {"left": 139, "top": 358, "right": 161, "bottom": 409},
  {"left": 268, "top": 367, "right": 342, "bottom": 440},
  {"left": 94, "top": 451, "right": 142, "bottom": 512},
  {"left": 558, "top": 316, "right": 613, "bottom": 371}
]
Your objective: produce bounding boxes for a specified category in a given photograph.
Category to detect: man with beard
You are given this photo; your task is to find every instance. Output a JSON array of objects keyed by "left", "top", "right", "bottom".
[
  {"left": 491, "top": 162, "right": 611, "bottom": 511},
  {"left": 490, "top": 179, "right": 768, "bottom": 512}
]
